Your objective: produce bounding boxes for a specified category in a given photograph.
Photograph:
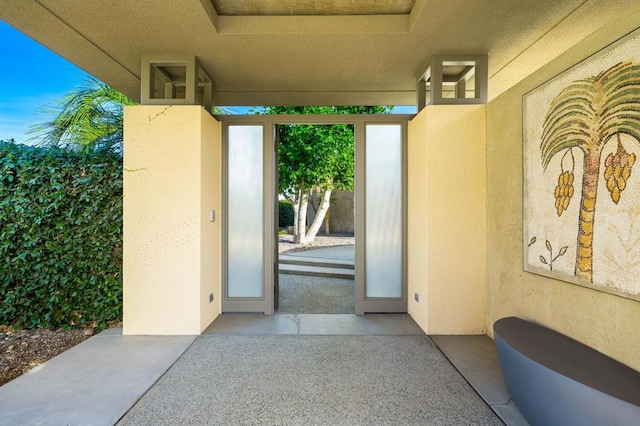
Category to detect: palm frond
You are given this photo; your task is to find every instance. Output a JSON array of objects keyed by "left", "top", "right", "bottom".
[
  {"left": 27, "top": 76, "right": 136, "bottom": 154},
  {"left": 540, "top": 61, "right": 640, "bottom": 170},
  {"left": 599, "top": 61, "right": 640, "bottom": 144},
  {"left": 541, "top": 81, "right": 597, "bottom": 169}
]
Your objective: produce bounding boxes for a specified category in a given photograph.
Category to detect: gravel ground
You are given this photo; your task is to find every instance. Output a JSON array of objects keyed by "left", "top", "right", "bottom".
[
  {"left": 277, "top": 274, "right": 354, "bottom": 314},
  {"left": 0, "top": 234, "right": 353, "bottom": 387},
  {"left": 278, "top": 233, "right": 354, "bottom": 254},
  {"left": 0, "top": 325, "right": 92, "bottom": 386}
]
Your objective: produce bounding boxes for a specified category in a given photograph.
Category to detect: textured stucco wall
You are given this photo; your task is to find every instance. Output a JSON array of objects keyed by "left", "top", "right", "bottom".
[
  {"left": 306, "top": 189, "right": 354, "bottom": 234},
  {"left": 407, "top": 110, "right": 429, "bottom": 331},
  {"left": 408, "top": 105, "right": 487, "bottom": 334},
  {"left": 199, "top": 108, "right": 222, "bottom": 331},
  {"left": 123, "top": 106, "right": 221, "bottom": 335},
  {"left": 486, "top": 6, "right": 640, "bottom": 370},
  {"left": 328, "top": 189, "right": 354, "bottom": 234}
]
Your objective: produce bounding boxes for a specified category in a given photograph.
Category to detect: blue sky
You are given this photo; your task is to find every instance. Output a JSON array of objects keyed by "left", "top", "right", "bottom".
[
  {"left": 0, "top": 20, "right": 414, "bottom": 144},
  {"left": 0, "top": 20, "right": 90, "bottom": 144}
]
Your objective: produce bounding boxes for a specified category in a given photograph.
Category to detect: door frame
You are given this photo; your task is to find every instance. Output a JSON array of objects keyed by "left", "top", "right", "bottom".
[
  {"left": 218, "top": 114, "right": 413, "bottom": 315},
  {"left": 220, "top": 121, "right": 275, "bottom": 313},
  {"left": 355, "top": 119, "right": 409, "bottom": 314}
]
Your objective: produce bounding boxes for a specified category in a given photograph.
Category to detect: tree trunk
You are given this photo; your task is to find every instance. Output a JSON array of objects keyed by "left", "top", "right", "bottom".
[
  {"left": 309, "top": 186, "right": 319, "bottom": 214},
  {"left": 575, "top": 150, "right": 601, "bottom": 282},
  {"left": 295, "top": 188, "right": 309, "bottom": 244},
  {"left": 324, "top": 204, "right": 330, "bottom": 235},
  {"left": 305, "top": 188, "right": 332, "bottom": 243},
  {"left": 291, "top": 191, "right": 300, "bottom": 237}
]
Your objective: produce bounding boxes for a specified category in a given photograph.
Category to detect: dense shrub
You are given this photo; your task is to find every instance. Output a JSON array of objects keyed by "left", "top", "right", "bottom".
[
  {"left": 279, "top": 200, "right": 295, "bottom": 228},
  {"left": 0, "top": 142, "right": 122, "bottom": 329}
]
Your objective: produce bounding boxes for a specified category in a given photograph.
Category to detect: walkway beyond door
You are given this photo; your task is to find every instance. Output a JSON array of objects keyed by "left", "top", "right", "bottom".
[{"left": 278, "top": 244, "right": 355, "bottom": 314}]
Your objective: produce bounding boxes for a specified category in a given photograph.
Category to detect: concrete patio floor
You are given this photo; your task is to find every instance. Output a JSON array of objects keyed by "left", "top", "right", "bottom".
[
  {"left": 0, "top": 314, "right": 528, "bottom": 425},
  {"left": 0, "top": 328, "right": 196, "bottom": 425}
]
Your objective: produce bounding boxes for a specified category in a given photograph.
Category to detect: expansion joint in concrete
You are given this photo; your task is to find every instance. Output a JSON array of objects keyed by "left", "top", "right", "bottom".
[{"left": 286, "top": 314, "right": 302, "bottom": 335}]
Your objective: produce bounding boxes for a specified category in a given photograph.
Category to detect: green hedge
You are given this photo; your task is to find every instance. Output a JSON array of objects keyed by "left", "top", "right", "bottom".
[
  {"left": 279, "top": 200, "right": 295, "bottom": 228},
  {"left": 0, "top": 142, "right": 122, "bottom": 329}
]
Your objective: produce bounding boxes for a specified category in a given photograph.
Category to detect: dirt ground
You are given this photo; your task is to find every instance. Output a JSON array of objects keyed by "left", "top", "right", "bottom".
[{"left": 0, "top": 325, "right": 92, "bottom": 386}]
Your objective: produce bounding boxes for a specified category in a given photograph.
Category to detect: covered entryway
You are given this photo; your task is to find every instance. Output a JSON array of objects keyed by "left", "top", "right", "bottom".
[
  {"left": 122, "top": 103, "right": 486, "bottom": 336},
  {"left": 219, "top": 114, "right": 411, "bottom": 315}
]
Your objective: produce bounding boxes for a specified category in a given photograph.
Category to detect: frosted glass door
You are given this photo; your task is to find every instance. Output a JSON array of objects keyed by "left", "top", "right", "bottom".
[
  {"left": 227, "top": 125, "right": 264, "bottom": 298},
  {"left": 365, "top": 124, "right": 403, "bottom": 299}
]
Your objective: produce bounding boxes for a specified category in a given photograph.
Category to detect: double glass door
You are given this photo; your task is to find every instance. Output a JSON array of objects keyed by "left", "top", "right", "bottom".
[{"left": 221, "top": 115, "right": 408, "bottom": 315}]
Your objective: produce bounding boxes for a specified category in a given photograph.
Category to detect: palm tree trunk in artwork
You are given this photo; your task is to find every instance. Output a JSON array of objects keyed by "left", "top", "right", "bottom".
[{"left": 575, "top": 150, "right": 601, "bottom": 281}]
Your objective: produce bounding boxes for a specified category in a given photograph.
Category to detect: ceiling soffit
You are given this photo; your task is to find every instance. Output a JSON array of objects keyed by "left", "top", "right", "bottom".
[
  {"left": 1, "top": 0, "right": 638, "bottom": 106},
  {"left": 210, "top": 0, "right": 416, "bottom": 16}
]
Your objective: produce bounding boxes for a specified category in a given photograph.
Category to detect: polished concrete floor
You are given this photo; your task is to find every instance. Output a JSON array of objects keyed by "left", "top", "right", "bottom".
[
  {"left": 204, "top": 314, "right": 527, "bottom": 425},
  {"left": 119, "top": 333, "right": 501, "bottom": 425},
  {"left": 433, "top": 335, "right": 528, "bottom": 425},
  {"left": 206, "top": 313, "right": 422, "bottom": 335},
  {"left": 120, "top": 314, "right": 504, "bottom": 425}
]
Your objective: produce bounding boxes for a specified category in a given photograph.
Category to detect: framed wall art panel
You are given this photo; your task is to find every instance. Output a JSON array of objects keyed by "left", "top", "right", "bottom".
[{"left": 523, "top": 28, "right": 640, "bottom": 301}]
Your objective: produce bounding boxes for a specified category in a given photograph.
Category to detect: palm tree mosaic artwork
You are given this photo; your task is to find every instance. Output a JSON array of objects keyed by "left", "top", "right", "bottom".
[{"left": 524, "top": 31, "right": 640, "bottom": 300}]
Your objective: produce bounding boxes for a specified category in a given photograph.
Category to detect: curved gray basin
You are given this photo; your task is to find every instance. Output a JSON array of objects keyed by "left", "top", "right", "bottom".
[{"left": 494, "top": 316, "right": 640, "bottom": 426}]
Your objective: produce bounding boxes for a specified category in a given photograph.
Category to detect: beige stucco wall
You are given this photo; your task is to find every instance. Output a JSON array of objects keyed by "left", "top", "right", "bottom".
[
  {"left": 328, "top": 189, "right": 354, "bottom": 234},
  {"left": 306, "top": 189, "right": 354, "bottom": 234},
  {"left": 123, "top": 105, "right": 221, "bottom": 335},
  {"left": 486, "top": 6, "right": 640, "bottom": 370},
  {"left": 199, "top": 109, "right": 222, "bottom": 331},
  {"left": 408, "top": 105, "right": 487, "bottom": 334}
]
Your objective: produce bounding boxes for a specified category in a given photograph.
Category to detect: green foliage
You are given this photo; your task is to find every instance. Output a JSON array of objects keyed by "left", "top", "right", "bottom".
[
  {"left": 279, "top": 200, "right": 295, "bottom": 228},
  {"left": 27, "top": 76, "right": 136, "bottom": 155},
  {"left": 0, "top": 142, "right": 122, "bottom": 329},
  {"left": 265, "top": 106, "right": 391, "bottom": 197}
]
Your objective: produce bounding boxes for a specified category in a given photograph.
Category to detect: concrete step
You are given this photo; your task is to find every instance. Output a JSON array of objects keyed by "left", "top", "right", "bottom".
[
  {"left": 279, "top": 255, "right": 354, "bottom": 270},
  {"left": 278, "top": 263, "right": 355, "bottom": 279}
]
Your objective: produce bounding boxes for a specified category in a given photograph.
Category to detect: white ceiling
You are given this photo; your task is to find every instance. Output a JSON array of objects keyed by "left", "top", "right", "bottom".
[{"left": 1, "top": 0, "right": 638, "bottom": 106}]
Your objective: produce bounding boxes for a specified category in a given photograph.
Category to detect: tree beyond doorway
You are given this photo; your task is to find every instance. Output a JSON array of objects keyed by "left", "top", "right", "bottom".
[{"left": 265, "top": 105, "right": 391, "bottom": 244}]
